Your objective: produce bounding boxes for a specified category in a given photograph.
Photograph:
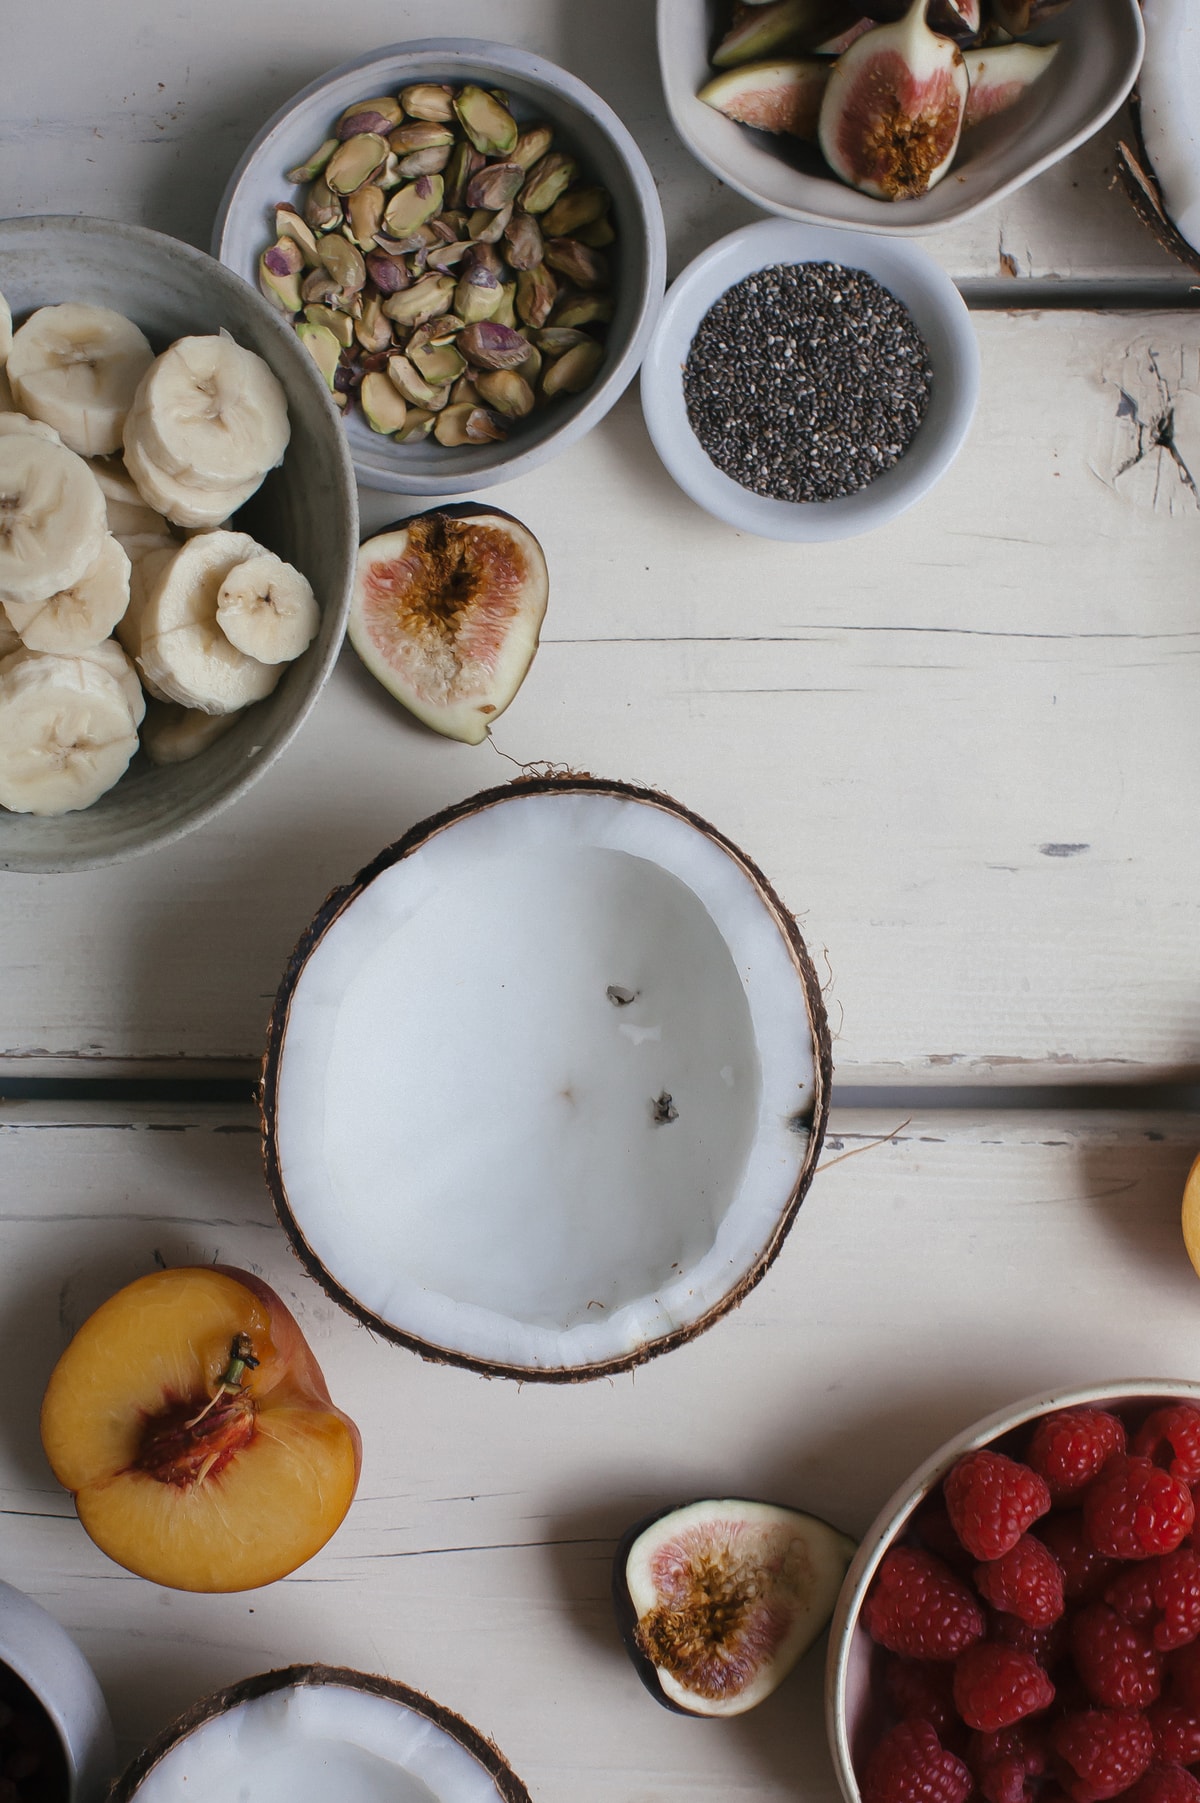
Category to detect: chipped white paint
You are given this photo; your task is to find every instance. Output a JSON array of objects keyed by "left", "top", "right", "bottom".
[
  {"left": 1092, "top": 335, "right": 1200, "bottom": 513},
  {"left": 2, "top": 1102, "right": 1198, "bottom": 1795}
]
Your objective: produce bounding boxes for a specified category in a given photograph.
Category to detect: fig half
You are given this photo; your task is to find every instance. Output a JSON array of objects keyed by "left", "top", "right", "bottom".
[
  {"left": 699, "top": 59, "right": 830, "bottom": 139},
  {"left": 713, "top": 0, "right": 862, "bottom": 67},
  {"left": 962, "top": 40, "right": 1058, "bottom": 128},
  {"left": 349, "top": 504, "right": 548, "bottom": 744},
  {"left": 818, "top": 0, "right": 969, "bottom": 200},
  {"left": 614, "top": 1498, "right": 856, "bottom": 1717}
]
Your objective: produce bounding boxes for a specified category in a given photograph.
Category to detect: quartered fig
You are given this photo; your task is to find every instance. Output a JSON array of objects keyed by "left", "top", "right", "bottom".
[
  {"left": 712, "top": 0, "right": 855, "bottom": 68},
  {"left": 962, "top": 40, "right": 1058, "bottom": 127},
  {"left": 349, "top": 505, "right": 549, "bottom": 744},
  {"left": 858, "top": 0, "right": 981, "bottom": 38},
  {"left": 614, "top": 1499, "right": 856, "bottom": 1718},
  {"left": 818, "top": 0, "right": 969, "bottom": 199},
  {"left": 990, "top": 0, "right": 1074, "bottom": 35},
  {"left": 699, "top": 59, "right": 830, "bottom": 140}
]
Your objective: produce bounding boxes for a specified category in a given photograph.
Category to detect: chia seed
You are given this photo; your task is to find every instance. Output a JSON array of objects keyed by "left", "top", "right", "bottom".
[{"left": 682, "top": 261, "right": 934, "bottom": 504}]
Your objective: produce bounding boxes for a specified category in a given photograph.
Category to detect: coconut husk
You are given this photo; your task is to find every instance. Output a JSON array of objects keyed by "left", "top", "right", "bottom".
[{"left": 1116, "top": 95, "right": 1200, "bottom": 279}]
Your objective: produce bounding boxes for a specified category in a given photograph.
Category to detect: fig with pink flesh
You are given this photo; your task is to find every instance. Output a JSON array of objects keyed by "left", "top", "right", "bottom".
[
  {"left": 614, "top": 1498, "right": 856, "bottom": 1717},
  {"left": 962, "top": 40, "right": 1058, "bottom": 127},
  {"left": 349, "top": 504, "right": 548, "bottom": 744},
  {"left": 989, "top": 0, "right": 1074, "bottom": 35},
  {"left": 818, "top": 0, "right": 969, "bottom": 200},
  {"left": 699, "top": 59, "right": 830, "bottom": 140},
  {"left": 713, "top": 0, "right": 865, "bottom": 67}
]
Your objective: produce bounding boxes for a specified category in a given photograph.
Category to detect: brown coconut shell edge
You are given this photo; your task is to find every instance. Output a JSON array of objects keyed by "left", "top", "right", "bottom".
[
  {"left": 1116, "top": 96, "right": 1200, "bottom": 279},
  {"left": 260, "top": 773, "right": 833, "bottom": 1385},
  {"left": 106, "top": 1663, "right": 532, "bottom": 1803}
]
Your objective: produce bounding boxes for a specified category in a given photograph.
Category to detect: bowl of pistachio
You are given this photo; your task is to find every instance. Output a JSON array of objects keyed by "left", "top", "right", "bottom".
[{"left": 215, "top": 39, "right": 667, "bottom": 494}]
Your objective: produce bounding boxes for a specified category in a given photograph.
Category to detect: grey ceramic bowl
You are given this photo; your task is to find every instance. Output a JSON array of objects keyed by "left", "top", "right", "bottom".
[
  {"left": 0, "top": 1579, "right": 116, "bottom": 1802},
  {"left": 213, "top": 39, "right": 667, "bottom": 495},
  {"left": 641, "top": 217, "right": 979, "bottom": 541},
  {"left": 0, "top": 215, "right": 357, "bottom": 873},
  {"left": 659, "top": 0, "right": 1144, "bottom": 235},
  {"left": 825, "top": 1378, "right": 1200, "bottom": 1803}
]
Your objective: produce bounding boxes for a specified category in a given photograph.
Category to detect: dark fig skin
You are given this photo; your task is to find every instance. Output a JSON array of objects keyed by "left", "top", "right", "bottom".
[
  {"left": 857, "top": 0, "right": 982, "bottom": 39},
  {"left": 989, "top": 0, "right": 1073, "bottom": 33}
]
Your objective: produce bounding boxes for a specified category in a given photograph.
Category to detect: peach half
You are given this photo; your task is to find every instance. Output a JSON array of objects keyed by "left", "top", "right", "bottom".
[{"left": 40, "top": 1265, "right": 361, "bottom": 1592}]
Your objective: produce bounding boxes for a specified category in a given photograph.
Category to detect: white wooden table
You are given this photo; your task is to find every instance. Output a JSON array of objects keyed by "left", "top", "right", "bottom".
[{"left": 4, "top": 3, "right": 1200, "bottom": 1799}]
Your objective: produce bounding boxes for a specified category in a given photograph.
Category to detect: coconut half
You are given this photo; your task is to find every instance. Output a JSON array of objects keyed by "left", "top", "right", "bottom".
[
  {"left": 110, "top": 1666, "right": 530, "bottom": 1803},
  {"left": 263, "top": 777, "right": 831, "bottom": 1380}
]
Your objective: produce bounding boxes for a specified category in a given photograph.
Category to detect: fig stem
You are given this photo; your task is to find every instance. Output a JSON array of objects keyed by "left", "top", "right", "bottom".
[{"left": 185, "top": 1333, "right": 259, "bottom": 1430}]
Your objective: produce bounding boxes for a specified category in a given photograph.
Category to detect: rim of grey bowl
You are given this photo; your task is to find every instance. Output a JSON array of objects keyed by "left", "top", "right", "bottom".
[
  {"left": 212, "top": 39, "right": 668, "bottom": 495},
  {"left": 824, "top": 1375, "right": 1200, "bottom": 1803},
  {"left": 657, "top": 0, "right": 1145, "bottom": 236},
  {"left": 640, "top": 217, "right": 980, "bottom": 541},
  {"left": 0, "top": 214, "right": 358, "bottom": 874}
]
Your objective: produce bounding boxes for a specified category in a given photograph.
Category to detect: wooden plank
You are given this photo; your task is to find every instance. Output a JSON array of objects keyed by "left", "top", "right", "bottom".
[
  {"left": 0, "top": 312, "right": 1197, "bottom": 1081},
  {"left": 2, "top": 1, "right": 1188, "bottom": 288},
  {"left": 3, "top": 1101, "right": 1198, "bottom": 1795}
]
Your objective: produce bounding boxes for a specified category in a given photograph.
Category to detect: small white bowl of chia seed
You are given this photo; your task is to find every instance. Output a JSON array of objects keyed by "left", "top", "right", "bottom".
[{"left": 640, "top": 217, "right": 979, "bottom": 541}]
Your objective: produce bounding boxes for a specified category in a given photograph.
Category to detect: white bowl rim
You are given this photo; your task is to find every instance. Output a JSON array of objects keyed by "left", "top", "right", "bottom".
[
  {"left": 657, "top": 0, "right": 1146, "bottom": 237},
  {"left": 0, "top": 212, "right": 358, "bottom": 874},
  {"left": 0, "top": 1578, "right": 115, "bottom": 1802},
  {"left": 212, "top": 37, "right": 668, "bottom": 495},
  {"left": 640, "top": 216, "right": 980, "bottom": 541},
  {"left": 824, "top": 1376, "right": 1200, "bottom": 1803}
]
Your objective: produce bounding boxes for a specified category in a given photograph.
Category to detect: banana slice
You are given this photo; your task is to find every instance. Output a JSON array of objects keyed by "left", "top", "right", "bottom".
[
  {"left": 0, "top": 369, "right": 15, "bottom": 412},
  {"left": 122, "top": 412, "right": 261, "bottom": 530},
  {"left": 7, "top": 304, "right": 154, "bottom": 457},
  {"left": 2, "top": 533, "right": 131, "bottom": 654},
  {"left": 0, "top": 436, "right": 107, "bottom": 605},
  {"left": 141, "top": 697, "right": 242, "bottom": 765},
  {"left": 129, "top": 333, "right": 290, "bottom": 487},
  {"left": 116, "top": 541, "right": 179, "bottom": 667},
  {"left": 0, "top": 649, "right": 139, "bottom": 815},
  {"left": 89, "top": 455, "right": 174, "bottom": 543},
  {"left": 216, "top": 552, "right": 319, "bottom": 664},
  {"left": 1, "top": 640, "right": 145, "bottom": 729},
  {"left": 0, "top": 414, "right": 62, "bottom": 445},
  {"left": 138, "top": 530, "right": 283, "bottom": 714},
  {"left": 0, "top": 292, "right": 11, "bottom": 366},
  {"left": 0, "top": 609, "right": 20, "bottom": 659}
]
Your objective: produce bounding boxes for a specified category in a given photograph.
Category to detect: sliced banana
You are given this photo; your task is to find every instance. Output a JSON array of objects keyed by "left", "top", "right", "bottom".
[
  {"left": 138, "top": 530, "right": 282, "bottom": 714},
  {"left": 0, "top": 435, "right": 107, "bottom": 605},
  {"left": 0, "top": 292, "right": 11, "bottom": 366},
  {"left": 129, "top": 333, "right": 290, "bottom": 487},
  {"left": 216, "top": 552, "right": 319, "bottom": 664},
  {"left": 122, "top": 413, "right": 261, "bottom": 530},
  {"left": 0, "top": 649, "right": 139, "bottom": 815},
  {"left": 0, "top": 413, "right": 62, "bottom": 445},
  {"left": 141, "top": 697, "right": 242, "bottom": 765},
  {"left": 116, "top": 541, "right": 179, "bottom": 667},
  {"left": 1, "top": 639, "right": 145, "bottom": 729},
  {"left": 90, "top": 457, "right": 174, "bottom": 544},
  {"left": 7, "top": 304, "right": 154, "bottom": 457},
  {"left": 2, "top": 533, "right": 131, "bottom": 654},
  {"left": 0, "top": 609, "right": 20, "bottom": 659},
  {"left": 0, "top": 369, "right": 15, "bottom": 412}
]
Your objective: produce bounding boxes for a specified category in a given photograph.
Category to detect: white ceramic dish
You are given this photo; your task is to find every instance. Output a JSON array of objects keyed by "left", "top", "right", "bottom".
[
  {"left": 824, "top": 1378, "right": 1200, "bottom": 1803},
  {"left": 658, "top": 0, "right": 1144, "bottom": 235},
  {"left": 0, "top": 215, "right": 358, "bottom": 874},
  {"left": 0, "top": 1579, "right": 115, "bottom": 1802},
  {"left": 214, "top": 39, "right": 666, "bottom": 496},
  {"left": 1138, "top": 0, "right": 1200, "bottom": 255},
  {"left": 640, "top": 217, "right": 979, "bottom": 541}
]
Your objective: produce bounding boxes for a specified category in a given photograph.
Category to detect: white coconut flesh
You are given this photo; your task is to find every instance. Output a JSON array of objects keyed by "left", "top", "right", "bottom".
[
  {"left": 1140, "top": 0, "right": 1200, "bottom": 254},
  {"left": 625, "top": 1499, "right": 857, "bottom": 1716},
  {"left": 272, "top": 787, "right": 821, "bottom": 1374},
  {"left": 129, "top": 1683, "right": 505, "bottom": 1803}
]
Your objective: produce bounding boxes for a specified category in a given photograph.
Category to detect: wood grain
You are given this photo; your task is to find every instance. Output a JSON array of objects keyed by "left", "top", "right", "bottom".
[{"left": 2, "top": 1101, "right": 1197, "bottom": 1798}]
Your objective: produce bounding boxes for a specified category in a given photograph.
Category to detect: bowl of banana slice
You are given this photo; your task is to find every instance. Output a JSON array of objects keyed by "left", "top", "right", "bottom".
[{"left": 0, "top": 215, "right": 357, "bottom": 872}]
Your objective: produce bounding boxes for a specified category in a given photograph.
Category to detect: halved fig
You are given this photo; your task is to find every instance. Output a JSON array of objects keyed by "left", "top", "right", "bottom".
[
  {"left": 818, "top": 0, "right": 969, "bottom": 200},
  {"left": 713, "top": 0, "right": 861, "bottom": 67},
  {"left": 699, "top": 59, "right": 830, "bottom": 140},
  {"left": 989, "top": 0, "right": 1073, "bottom": 36},
  {"left": 614, "top": 1499, "right": 856, "bottom": 1716},
  {"left": 962, "top": 40, "right": 1058, "bottom": 127},
  {"left": 349, "top": 504, "right": 548, "bottom": 744}
]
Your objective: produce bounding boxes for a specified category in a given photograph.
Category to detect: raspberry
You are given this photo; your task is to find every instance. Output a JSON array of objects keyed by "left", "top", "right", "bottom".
[
  {"left": 1036, "top": 1514, "right": 1122, "bottom": 1602},
  {"left": 1166, "top": 1640, "right": 1200, "bottom": 1712},
  {"left": 975, "top": 1535, "right": 1065, "bottom": 1628},
  {"left": 862, "top": 1722, "right": 973, "bottom": 1803},
  {"left": 1050, "top": 1709, "right": 1154, "bottom": 1801},
  {"left": 968, "top": 1722, "right": 1049, "bottom": 1803},
  {"left": 945, "top": 1452, "right": 1052, "bottom": 1562},
  {"left": 864, "top": 1548, "right": 986, "bottom": 1660},
  {"left": 1070, "top": 1601, "right": 1163, "bottom": 1708},
  {"left": 989, "top": 1607, "right": 1070, "bottom": 1670},
  {"left": 1083, "top": 1457, "right": 1195, "bottom": 1560},
  {"left": 1121, "top": 1766, "right": 1200, "bottom": 1803},
  {"left": 1147, "top": 1701, "right": 1200, "bottom": 1766},
  {"left": 1105, "top": 1549, "right": 1200, "bottom": 1651},
  {"left": 1135, "top": 1409, "right": 1200, "bottom": 1486},
  {"left": 912, "top": 1498, "right": 975, "bottom": 1574},
  {"left": 1028, "top": 1410, "right": 1128, "bottom": 1502},
  {"left": 884, "top": 1658, "right": 964, "bottom": 1745},
  {"left": 953, "top": 1643, "right": 1055, "bottom": 1732}
]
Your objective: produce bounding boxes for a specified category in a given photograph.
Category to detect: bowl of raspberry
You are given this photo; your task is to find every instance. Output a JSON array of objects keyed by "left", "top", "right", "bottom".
[{"left": 826, "top": 1382, "right": 1200, "bottom": 1803}]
